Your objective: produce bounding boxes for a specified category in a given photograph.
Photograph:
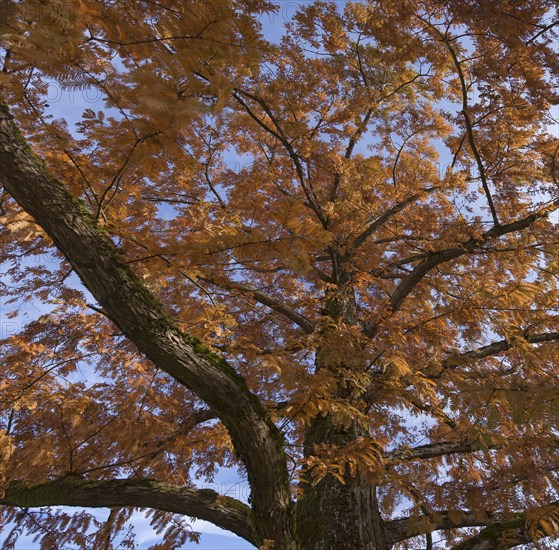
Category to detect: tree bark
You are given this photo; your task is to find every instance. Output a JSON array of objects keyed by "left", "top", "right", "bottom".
[
  {"left": 296, "top": 415, "right": 387, "bottom": 550},
  {"left": 1, "top": 478, "right": 258, "bottom": 545},
  {"left": 295, "top": 279, "right": 387, "bottom": 549}
]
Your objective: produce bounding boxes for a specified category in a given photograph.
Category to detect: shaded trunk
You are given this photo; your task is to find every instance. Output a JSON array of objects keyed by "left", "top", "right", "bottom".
[
  {"left": 295, "top": 277, "right": 387, "bottom": 549},
  {"left": 296, "top": 416, "right": 388, "bottom": 550}
]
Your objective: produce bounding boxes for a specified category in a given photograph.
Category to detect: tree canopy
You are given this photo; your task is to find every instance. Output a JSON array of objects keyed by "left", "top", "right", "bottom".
[{"left": 2, "top": 1, "right": 559, "bottom": 548}]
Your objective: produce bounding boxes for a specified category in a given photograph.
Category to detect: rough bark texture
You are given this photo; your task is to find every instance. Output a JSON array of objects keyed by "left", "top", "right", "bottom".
[
  {"left": 297, "top": 416, "right": 387, "bottom": 550},
  {"left": 1, "top": 478, "right": 257, "bottom": 545},
  {"left": 449, "top": 518, "right": 529, "bottom": 550},
  {"left": 385, "top": 511, "right": 502, "bottom": 546},
  {"left": 0, "top": 104, "right": 296, "bottom": 550},
  {"left": 295, "top": 282, "right": 388, "bottom": 549}
]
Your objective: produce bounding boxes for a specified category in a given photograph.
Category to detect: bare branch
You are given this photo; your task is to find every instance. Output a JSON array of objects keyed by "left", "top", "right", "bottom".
[
  {"left": 439, "top": 330, "right": 559, "bottom": 369},
  {"left": 200, "top": 276, "right": 315, "bottom": 334},
  {"left": 385, "top": 439, "right": 501, "bottom": 462},
  {"left": 386, "top": 509, "right": 508, "bottom": 545}
]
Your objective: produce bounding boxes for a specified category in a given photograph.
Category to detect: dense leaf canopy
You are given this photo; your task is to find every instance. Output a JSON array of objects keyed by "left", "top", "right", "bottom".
[{"left": 2, "top": 1, "right": 559, "bottom": 548}]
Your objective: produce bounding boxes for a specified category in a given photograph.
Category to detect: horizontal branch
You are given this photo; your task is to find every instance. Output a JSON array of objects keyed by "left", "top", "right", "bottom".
[
  {"left": 440, "top": 330, "right": 559, "bottom": 368},
  {"left": 385, "top": 509, "right": 502, "bottom": 545},
  {"left": 189, "top": 407, "right": 218, "bottom": 426},
  {"left": 450, "top": 501, "right": 559, "bottom": 549},
  {"left": 387, "top": 500, "right": 559, "bottom": 548},
  {"left": 0, "top": 477, "right": 257, "bottom": 545},
  {"left": 450, "top": 518, "right": 526, "bottom": 550},
  {"left": 385, "top": 439, "right": 501, "bottom": 462}
]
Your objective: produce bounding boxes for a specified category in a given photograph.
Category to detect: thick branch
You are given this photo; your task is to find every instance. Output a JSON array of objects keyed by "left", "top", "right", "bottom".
[
  {"left": 385, "top": 439, "right": 500, "bottom": 462},
  {"left": 449, "top": 519, "right": 527, "bottom": 550},
  {"left": 449, "top": 505, "right": 559, "bottom": 550},
  {"left": 391, "top": 204, "right": 559, "bottom": 311},
  {"left": 1, "top": 478, "right": 257, "bottom": 545},
  {"left": 0, "top": 104, "right": 295, "bottom": 549},
  {"left": 385, "top": 510, "right": 499, "bottom": 544},
  {"left": 440, "top": 330, "right": 559, "bottom": 368},
  {"left": 386, "top": 509, "right": 502, "bottom": 545},
  {"left": 363, "top": 200, "right": 559, "bottom": 337},
  {"left": 386, "top": 501, "right": 559, "bottom": 548}
]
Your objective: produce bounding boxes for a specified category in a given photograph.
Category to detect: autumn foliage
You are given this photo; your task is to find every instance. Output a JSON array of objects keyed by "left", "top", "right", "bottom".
[{"left": 2, "top": 1, "right": 559, "bottom": 548}]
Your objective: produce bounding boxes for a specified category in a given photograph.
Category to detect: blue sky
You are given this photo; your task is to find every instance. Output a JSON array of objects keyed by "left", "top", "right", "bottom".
[{"left": 8, "top": 513, "right": 255, "bottom": 550}]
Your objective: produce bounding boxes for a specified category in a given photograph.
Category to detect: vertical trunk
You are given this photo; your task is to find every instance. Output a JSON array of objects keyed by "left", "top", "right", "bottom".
[
  {"left": 296, "top": 416, "right": 388, "bottom": 550},
  {"left": 295, "top": 277, "right": 387, "bottom": 549}
]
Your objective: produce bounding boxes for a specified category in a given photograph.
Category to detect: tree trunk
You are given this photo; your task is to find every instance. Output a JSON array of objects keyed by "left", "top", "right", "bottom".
[
  {"left": 296, "top": 415, "right": 388, "bottom": 550},
  {"left": 294, "top": 276, "right": 387, "bottom": 549}
]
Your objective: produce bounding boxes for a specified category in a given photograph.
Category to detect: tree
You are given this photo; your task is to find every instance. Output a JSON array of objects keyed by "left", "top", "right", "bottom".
[{"left": 2, "top": 0, "right": 559, "bottom": 548}]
